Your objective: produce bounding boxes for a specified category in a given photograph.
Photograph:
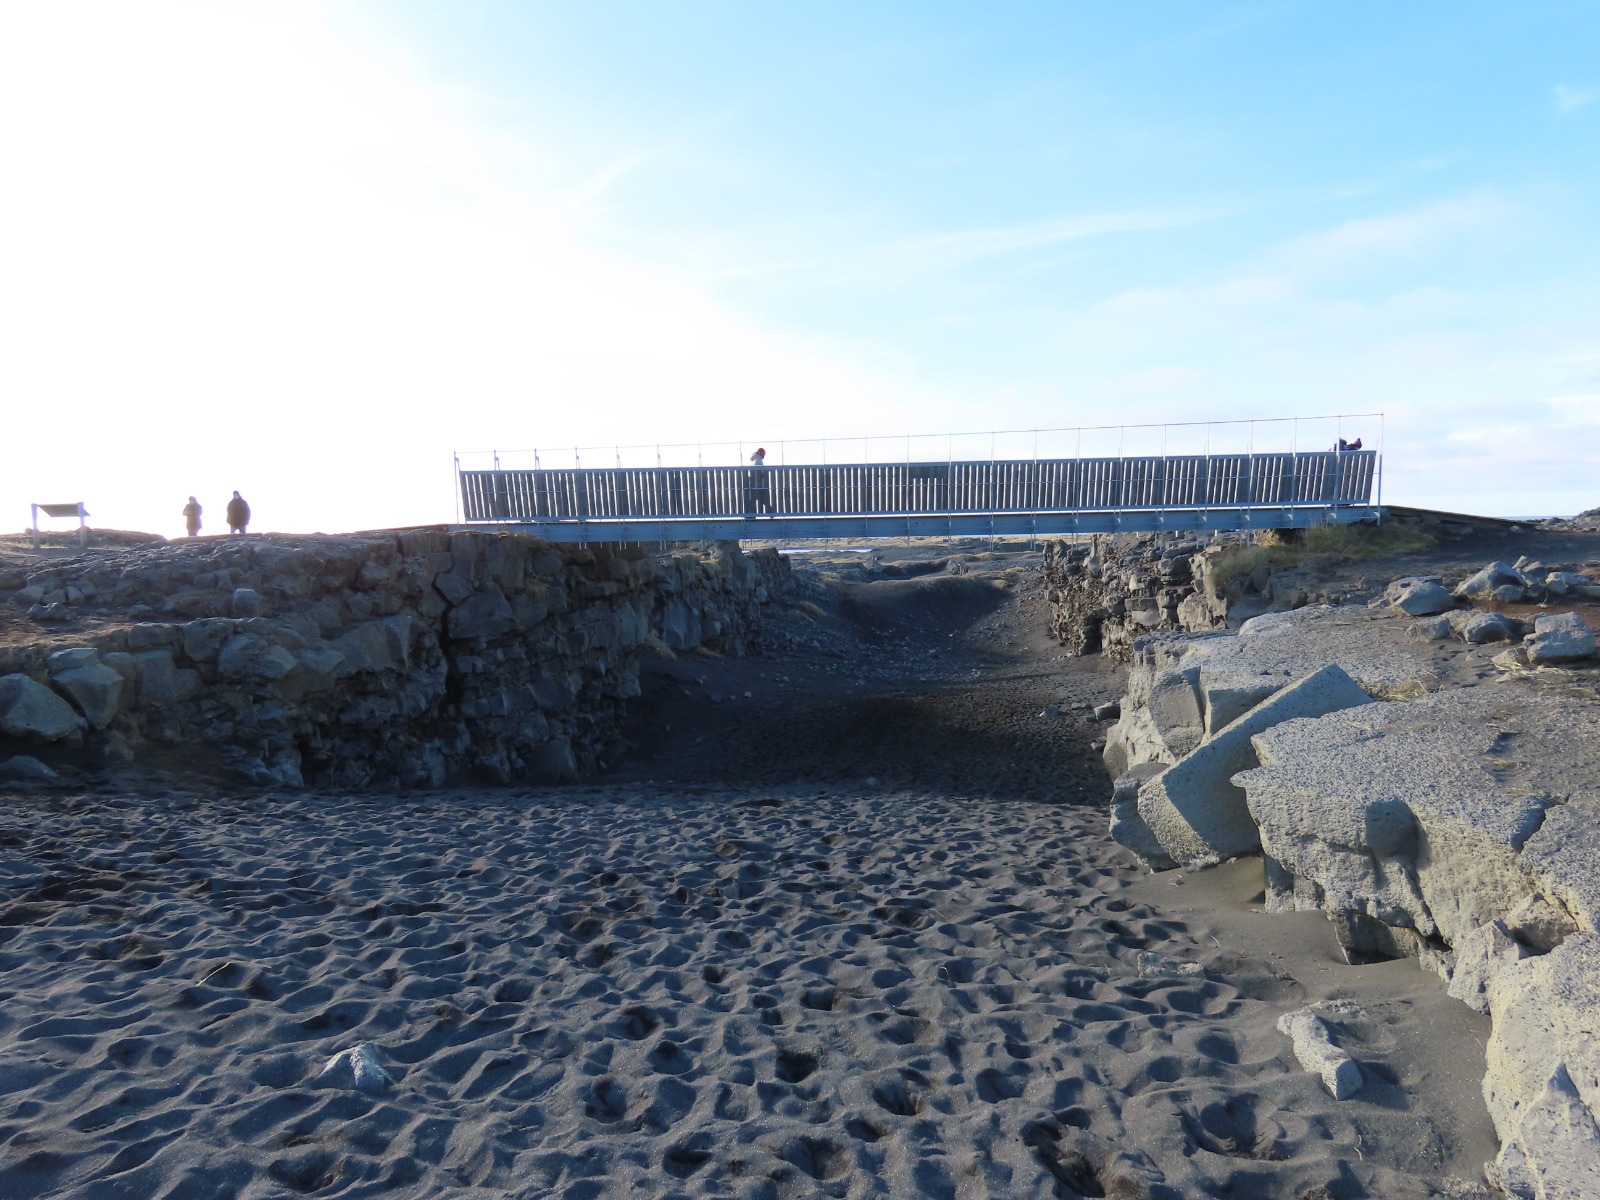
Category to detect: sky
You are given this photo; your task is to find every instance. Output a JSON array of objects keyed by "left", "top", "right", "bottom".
[{"left": 2, "top": 0, "right": 1598, "bottom": 536}]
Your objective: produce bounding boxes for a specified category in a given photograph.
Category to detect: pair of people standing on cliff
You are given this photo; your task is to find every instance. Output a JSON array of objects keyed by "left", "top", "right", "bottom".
[{"left": 182, "top": 491, "right": 251, "bottom": 537}]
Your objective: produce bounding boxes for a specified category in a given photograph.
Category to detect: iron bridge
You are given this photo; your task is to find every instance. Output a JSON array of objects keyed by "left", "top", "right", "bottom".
[{"left": 453, "top": 450, "right": 1381, "bottom": 542}]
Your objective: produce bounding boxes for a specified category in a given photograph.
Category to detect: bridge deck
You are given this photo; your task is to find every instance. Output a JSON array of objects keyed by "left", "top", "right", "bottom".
[{"left": 457, "top": 451, "right": 1379, "bottom": 541}]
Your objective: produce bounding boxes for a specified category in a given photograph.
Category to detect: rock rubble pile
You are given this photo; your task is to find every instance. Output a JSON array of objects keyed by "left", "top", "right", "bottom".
[{"left": 1042, "top": 533, "right": 1364, "bottom": 658}]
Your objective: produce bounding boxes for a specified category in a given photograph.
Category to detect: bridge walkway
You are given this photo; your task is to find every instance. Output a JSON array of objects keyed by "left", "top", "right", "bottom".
[{"left": 455, "top": 450, "right": 1380, "bottom": 542}]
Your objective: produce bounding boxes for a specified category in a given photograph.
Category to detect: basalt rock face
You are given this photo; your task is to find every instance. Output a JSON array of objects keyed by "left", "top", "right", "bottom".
[
  {"left": 1103, "top": 598, "right": 1600, "bottom": 1194},
  {"left": 1042, "top": 534, "right": 1357, "bottom": 660},
  {"left": 0, "top": 530, "right": 789, "bottom": 788},
  {"left": 1042, "top": 535, "right": 1212, "bottom": 657}
]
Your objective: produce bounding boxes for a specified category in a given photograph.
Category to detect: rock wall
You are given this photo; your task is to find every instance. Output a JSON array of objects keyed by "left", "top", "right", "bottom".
[
  {"left": 0, "top": 530, "right": 789, "bottom": 788},
  {"left": 1099, "top": 569, "right": 1600, "bottom": 1196},
  {"left": 1042, "top": 533, "right": 1369, "bottom": 659},
  {"left": 1042, "top": 535, "right": 1207, "bottom": 656}
]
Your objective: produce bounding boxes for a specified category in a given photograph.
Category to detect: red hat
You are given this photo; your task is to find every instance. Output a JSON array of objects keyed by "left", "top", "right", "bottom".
[{"left": 756, "top": 447, "right": 766, "bottom": 455}]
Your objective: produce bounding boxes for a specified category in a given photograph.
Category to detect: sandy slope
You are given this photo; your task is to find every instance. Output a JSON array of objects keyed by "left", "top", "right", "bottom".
[{"left": 0, "top": 544, "right": 1497, "bottom": 1198}]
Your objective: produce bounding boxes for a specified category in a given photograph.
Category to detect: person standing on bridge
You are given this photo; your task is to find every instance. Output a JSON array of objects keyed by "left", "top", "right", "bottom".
[
  {"left": 227, "top": 490, "right": 251, "bottom": 535},
  {"left": 747, "top": 447, "right": 773, "bottom": 514}
]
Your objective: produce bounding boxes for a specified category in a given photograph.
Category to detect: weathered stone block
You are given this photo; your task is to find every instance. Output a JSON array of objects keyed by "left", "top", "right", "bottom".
[
  {"left": 1277, "top": 1008, "right": 1363, "bottom": 1099},
  {"left": 1110, "top": 764, "right": 1175, "bottom": 869},
  {"left": 1455, "top": 610, "right": 1520, "bottom": 644},
  {"left": 1484, "top": 934, "right": 1600, "bottom": 1200},
  {"left": 135, "top": 650, "right": 203, "bottom": 706},
  {"left": 53, "top": 662, "right": 125, "bottom": 729},
  {"left": 100, "top": 652, "right": 138, "bottom": 687},
  {"left": 126, "top": 623, "right": 179, "bottom": 650},
  {"left": 0, "top": 754, "right": 57, "bottom": 781},
  {"left": 47, "top": 647, "right": 100, "bottom": 673},
  {"left": 526, "top": 738, "right": 578, "bottom": 783},
  {"left": 1146, "top": 667, "right": 1204, "bottom": 759},
  {"left": 1136, "top": 664, "right": 1371, "bottom": 869},
  {"left": 217, "top": 635, "right": 299, "bottom": 682},
  {"left": 0, "top": 673, "right": 86, "bottom": 741},
  {"left": 1200, "top": 677, "right": 1283, "bottom": 737},
  {"left": 1455, "top": 561, "right": 1528, "bottom": 599},
  {"left": 182, "top": 618, "right": 237, "bottom": 663},
  {"left": 434, "top": 571, "right": 475, "bottom": 606},
  {"left": 1389, "top": 578, "right": 1454, "bottom": 616},
  {"left": 332, "top": 619, "right": 410, "bottom": 675},
  {"left": 446, "top": 585, "right": 515, "bottom": 641},
  {"left": 1526, "top": 611, "right": 1597, "bottom": 664}
]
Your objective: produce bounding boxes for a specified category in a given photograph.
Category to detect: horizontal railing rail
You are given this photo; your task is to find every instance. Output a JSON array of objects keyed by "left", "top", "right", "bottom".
[{"left": 458, "top": 451, "right": 1377, "bottom": 525}]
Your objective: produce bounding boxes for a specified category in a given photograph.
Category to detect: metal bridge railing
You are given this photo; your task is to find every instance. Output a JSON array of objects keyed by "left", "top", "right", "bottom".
[{"left": 457, "top": 451, "right": 1378, "bottom": 524}]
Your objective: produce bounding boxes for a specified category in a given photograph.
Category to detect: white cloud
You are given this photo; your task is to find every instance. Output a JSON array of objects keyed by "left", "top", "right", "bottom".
[
  {"left": 903, "top": 206, "right": 1229, "bottom": 263},
  {"left": 1554, "top": 83, "right": 1595, "bottom": 113},
  {"left": 1545, "top": 393, "right": 1600, "bottom": 424},
  {"left": 1273, "top": 193, "right": 1516, "bottom": 278}
]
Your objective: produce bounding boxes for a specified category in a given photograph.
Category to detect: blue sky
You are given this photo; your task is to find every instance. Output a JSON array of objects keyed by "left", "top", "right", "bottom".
[{"left": 2, "top": 1, "right": 1598, "bottom": 532}]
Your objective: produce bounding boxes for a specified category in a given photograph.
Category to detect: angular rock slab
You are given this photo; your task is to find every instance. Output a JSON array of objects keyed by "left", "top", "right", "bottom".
[
  {"left": 1526, "top": 611, "right": 1597, "bottom": 665},
  {"left": 1454, "top": 610, "right": 1522, "bottom": 645},
  {"left": 1134, "top": 664, "right": 1372, "bottom": 869},
  {"left": 0, "top": 674, "right": 86, "bottom": 741},
  {"left": 1110, "top": 764, "right": 1175, "bottom": 870},
  {"left": 1237, "top": 687, "right": 1600, "bottom": 950},
  {"left": 1388, "top": 577, "right": 1455, "bottom": 616},
  {"left": 1276, "top": 1007, "right": 1363, "bottom": 1100},
  {"left": 217, "top": 635, "right": 299, "bottom": 682},
  {"left": 1455, "top": 561, "right": 1528, "bottom": 600},
  {"left": 0, "top": 755, "right": 58, "bottom": 781},
  {"left": 51, "top": 662, "right": 124, "bottom": 729},
  {"left": 1520, "top": 797, "right": 1600, "bottom": 933},
  {"left": 1485, "top": 934, "right": 1600, "bottom": 1200},
  {"left": 1130, "top": 605, "right": 1455, "bottom": 701}
]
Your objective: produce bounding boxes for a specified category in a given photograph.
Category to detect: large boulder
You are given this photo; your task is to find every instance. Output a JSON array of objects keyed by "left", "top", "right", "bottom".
[
  {"left": 182, "top": 618, "right": 237, "bottom": 663},
  {"left": 1387, "top": 578, "right": 1454, "bottom": 617},
  {"left": 1109, "top": 764, "right": 1174, "bottom": 869},
  {"left": 332, "top": 616, "right": 411, "bottom": 675},
  {"left": 1455, "top": 561, "right": 1528, "bottom": 600},
  {"left": 1526, "top": 612, "right": 1597, "bottom": 665},
  {"left": 1105, "top": 665, "right": 1210, "bottom": 777},
  {"left": 1238, "top": 688, "right": 1600, "bottom": 958},
  {"left": 0, "top": 674, "right": 86, "bottom": 741},
  {"left": 1520, "top": 797, "right": 1600, "bottom": 933},
  {"left": 1483, "top": 934, "right": 1600, "bottom": 1200},
  {"left": 51, "top": 662, "right": 125, "bottom": 729},
  {"left": 0, "top": 754, "right": 58, "bottom": 781},
  {"left": 1200, "top": 677, "right": 1284, "bottom": 736},
  {"left": 1454, "top": 610, "right": 1522, "bottom": 644},
  {"left": 217, "top": 635, "right": 299, "bottom": 682},
  {"left": 1543, "top": 570, "right": 1600, "bottom": 599},
  {"left": 1134, "top": 664, "right": 1372, "bottom": 869},
  {"left": 135, "top": 650, "right": 202, "bottom": 706}
]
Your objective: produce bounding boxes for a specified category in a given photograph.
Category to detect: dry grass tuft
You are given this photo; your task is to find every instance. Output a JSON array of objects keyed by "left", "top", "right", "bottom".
[{"left": 1209, "top": 523, "right": 1432, "bottom": 591}]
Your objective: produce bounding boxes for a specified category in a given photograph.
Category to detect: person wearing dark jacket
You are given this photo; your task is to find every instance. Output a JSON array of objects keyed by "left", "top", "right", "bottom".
[
  {"left": 182, "top": 496, "right": 202, "bottom": 537},
  {"left": 747, "top": 447, "right": 773, "bottom": 514},
  {"left": 226, "top": 491, "right": 251, "bottom": 535}
]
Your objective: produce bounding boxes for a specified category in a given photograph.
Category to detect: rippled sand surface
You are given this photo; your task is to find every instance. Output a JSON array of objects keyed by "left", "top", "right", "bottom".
[{"left": 0, "top": 785, "right": 1489, "bottom": 1199}]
